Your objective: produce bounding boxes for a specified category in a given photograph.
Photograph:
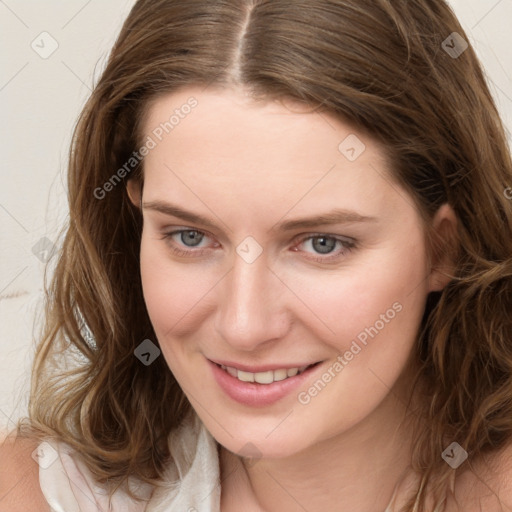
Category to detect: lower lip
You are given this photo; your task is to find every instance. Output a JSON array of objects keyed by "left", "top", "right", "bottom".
[{"left": 208, "top": 359, "right": 323, "bottom": 407}]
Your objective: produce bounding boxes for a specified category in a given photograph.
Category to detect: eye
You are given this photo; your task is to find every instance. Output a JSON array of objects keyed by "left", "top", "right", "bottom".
[
  {"left": 172, "top": 229, "right": 205, "bottom": 247},
  {"left": 160, "top": 229, "right": 216, "bottom": 257},
  {"left": 160, "top": 228, "right": 356, "bottom": 263},
  {"left": 293, "top": 234, "right": 356, "bottom": 263}
]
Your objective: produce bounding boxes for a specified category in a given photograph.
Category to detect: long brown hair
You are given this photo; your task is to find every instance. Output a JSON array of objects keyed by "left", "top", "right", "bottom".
[{"left": 18, "top": 1, "right": 512, "bottom": 510}]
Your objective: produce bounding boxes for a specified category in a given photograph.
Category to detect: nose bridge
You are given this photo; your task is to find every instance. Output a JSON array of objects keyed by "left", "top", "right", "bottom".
[{"left": 215, "top": 248, "right": 287, "bottom": 349}]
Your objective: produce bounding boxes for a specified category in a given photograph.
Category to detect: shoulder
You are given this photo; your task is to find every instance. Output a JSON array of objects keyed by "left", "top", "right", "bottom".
[
  {"left": 451, "top": 441, "right": 512, "bottom": 511},
  {"left": 0, "top": 431, "right": 51, "bottom": 512}
]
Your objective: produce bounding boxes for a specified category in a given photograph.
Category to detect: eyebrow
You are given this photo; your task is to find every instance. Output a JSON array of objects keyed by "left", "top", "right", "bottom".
[{"left": 142, "top": 200, "right": 378, "bottom": 232}]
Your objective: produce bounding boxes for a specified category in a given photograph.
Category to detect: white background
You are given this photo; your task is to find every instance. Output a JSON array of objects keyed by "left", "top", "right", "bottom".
[{"left": 1, "top": 0, "right": 511, "bottom": 431}]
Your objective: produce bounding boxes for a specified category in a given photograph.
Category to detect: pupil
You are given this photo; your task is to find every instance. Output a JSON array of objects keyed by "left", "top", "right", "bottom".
[
  {"left": 182, "top": 230, "right": 203, "bottom": 246},
  {"left": 313, "top": 236, "right": 335, "bottom": 254}
]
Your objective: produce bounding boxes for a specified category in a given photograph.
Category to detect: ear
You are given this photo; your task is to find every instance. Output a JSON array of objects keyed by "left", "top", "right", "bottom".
[
  {"left": 126, "top": 179, "right": 142, "bottom": 210},
  {"left": 427, "top": 203, "right": 459, "bottom": 292}
]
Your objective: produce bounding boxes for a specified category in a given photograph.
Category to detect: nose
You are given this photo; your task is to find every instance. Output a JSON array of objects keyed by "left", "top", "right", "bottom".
[{"left": 214, "top": 247, "right": 290, "bottom": 352}]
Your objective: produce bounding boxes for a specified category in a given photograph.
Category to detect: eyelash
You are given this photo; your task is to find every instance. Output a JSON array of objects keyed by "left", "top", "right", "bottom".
[{"left": 160, "top": 228, "right": 357, "bottom": 263}]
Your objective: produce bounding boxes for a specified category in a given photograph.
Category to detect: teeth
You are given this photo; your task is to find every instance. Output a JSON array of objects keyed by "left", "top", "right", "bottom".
[
  {"left": 237, "top": 370, "right": 255, "bottom": 382},
  {"left": 274, "top": 369, "right": 288, "bottom": 381},
  {"left": 226, "top": 366, "right": 238, "bottom": 378},
  {"left": 220, "top": 364, "right": 311, "bottom": 384},
  {"left": 254, "top": 370, "right": 274, "bottom": 384}
]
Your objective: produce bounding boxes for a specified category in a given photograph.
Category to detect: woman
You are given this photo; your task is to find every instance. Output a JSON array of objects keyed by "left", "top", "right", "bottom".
[{"left": 2, "top": 0, "right": 512, "bottom": 510}]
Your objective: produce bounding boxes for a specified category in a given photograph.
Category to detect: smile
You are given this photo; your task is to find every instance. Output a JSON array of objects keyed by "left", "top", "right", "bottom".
[
  {"left": 208, "top": 359, "right": 324, "bottom": 407},
  {"left": 219, "top": 363, "right": 312, "bottom": 384}
]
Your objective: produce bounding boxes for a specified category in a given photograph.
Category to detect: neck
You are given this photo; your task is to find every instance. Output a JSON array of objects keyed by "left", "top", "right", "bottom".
[{"left": 220, "top": 365, "right": 425, "bottom": 512}]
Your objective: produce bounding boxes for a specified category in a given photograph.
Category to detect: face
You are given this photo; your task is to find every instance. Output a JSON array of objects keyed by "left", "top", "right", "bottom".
[{"left": 129, "top": 85, "right": 446, "bottom": 459}]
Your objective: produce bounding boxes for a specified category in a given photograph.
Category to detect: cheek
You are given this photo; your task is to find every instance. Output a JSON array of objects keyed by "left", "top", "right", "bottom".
[
  {"left": 291, "top": 245, "right": 429, "bottom": 438},
  {"left": 339, "top": 245, "right": 428, "bottom": 371},
  {"left": 290, "top": 239, "right": 429, "bottom": 352},
  {"left": 139, "top": 234, "right": 215, "bottom": 340}
]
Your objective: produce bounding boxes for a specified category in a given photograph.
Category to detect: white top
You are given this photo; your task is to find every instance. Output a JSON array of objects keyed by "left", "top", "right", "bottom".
[
  {"left": 38, "top": 410, "right": 446, "bottom": 511},
  {"left": 38, "top": 409, "right": 221, "bottom": 511}
]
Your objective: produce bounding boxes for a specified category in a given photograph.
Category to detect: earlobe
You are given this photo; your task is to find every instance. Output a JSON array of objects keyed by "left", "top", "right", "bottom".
[
  {"left": 126, "top": 179, "right": 142, "bottom": 209},
  {"left": 427, "top": 203, "right": 459, "bottom": 292}
]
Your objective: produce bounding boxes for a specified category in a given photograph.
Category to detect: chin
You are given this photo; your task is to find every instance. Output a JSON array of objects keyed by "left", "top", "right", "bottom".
[{"left": 203, "top": 414, "right": 316, "bottom": 461}]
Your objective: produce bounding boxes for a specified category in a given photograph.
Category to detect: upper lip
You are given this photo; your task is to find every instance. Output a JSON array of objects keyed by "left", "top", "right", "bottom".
[{"left": 208, "top": 358, "right": 322, "bottom": 373}]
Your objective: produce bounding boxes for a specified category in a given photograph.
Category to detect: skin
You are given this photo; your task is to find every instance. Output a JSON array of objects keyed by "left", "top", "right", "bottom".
[
  {"left": 1, "top": 89, "right": 511, "bottom": 512},
  {"left": 127, "top": 85, "right": 459, "bottom": 511},
  {"left": 0, "top": 433, "right": 51, "bottom": 512}
]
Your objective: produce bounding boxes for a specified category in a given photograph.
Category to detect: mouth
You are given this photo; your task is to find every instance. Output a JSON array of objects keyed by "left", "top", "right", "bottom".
[
  {"left": 214, "top": 361, "right": 322, "bottom": 384},
  {"left": 208, "top": 359, "right": 325, "bottom": 407}
]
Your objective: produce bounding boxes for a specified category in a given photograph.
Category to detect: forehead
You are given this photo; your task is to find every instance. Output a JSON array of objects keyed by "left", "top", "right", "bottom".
[
  {"left": 139, "top": 86, "right": 414, "bottom": 225},
  {"left": 141, "top": 85, "right": 369, "bottom": 154}
]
